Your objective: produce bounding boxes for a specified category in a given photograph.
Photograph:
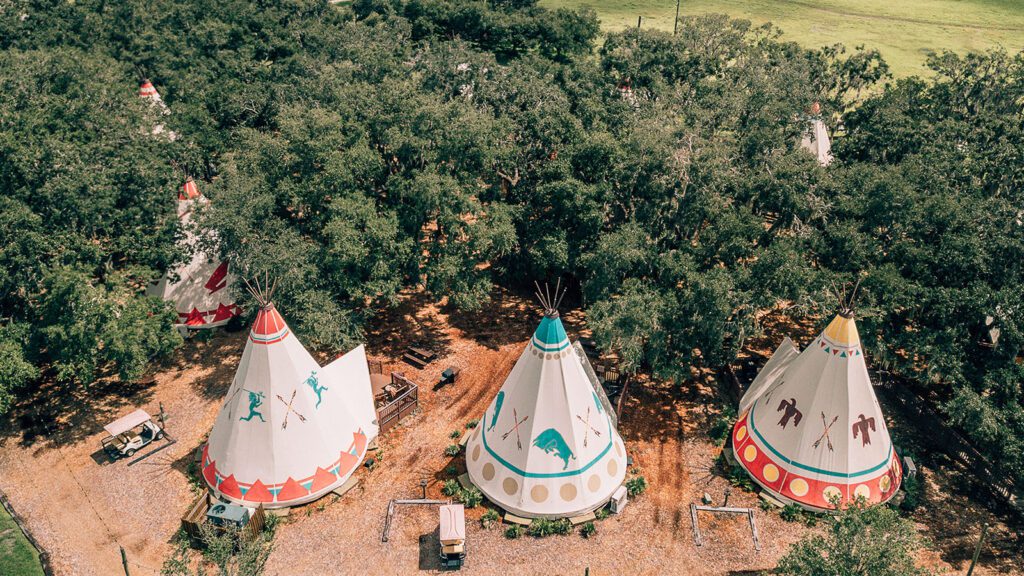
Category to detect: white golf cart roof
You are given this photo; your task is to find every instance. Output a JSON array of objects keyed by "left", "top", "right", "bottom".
[
  {"left": 439, "top": 504, "right": 465, "bottom": 544},
  {"left": 104, "top": 409, "right": 153, "bottom": 437}
]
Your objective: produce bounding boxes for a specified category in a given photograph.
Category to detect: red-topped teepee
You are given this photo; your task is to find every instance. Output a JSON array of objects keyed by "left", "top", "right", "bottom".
[
  {"left": 202, "top": 283, "right": 378, "bottom": 508},
  {"left": 146, "top": 177, "right": 240, "bottom": 329}
]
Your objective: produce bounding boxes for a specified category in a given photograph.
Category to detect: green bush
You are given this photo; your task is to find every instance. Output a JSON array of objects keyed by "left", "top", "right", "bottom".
[
  {"left": 481, "top": 509, "right": 500, "bottom": 529},
  {"left": 594, "top": 505, "right": 610, "bottom": 520},
  {"left": 625, "top": 476, "right": 648, "bottom": 497},
  {"left": 900, "top": 474, "right": 922, "bottom": 512},
  {"left": 441, "top": 479, "right": 460, "bottom": 497},
  {"left": 580, "top": 521, "right": 596, "bottom": 538},
  {"left": 458, "top": 486, "right": 483, "bottom": 509},
  {"left": 780, "top": 503, "right": 803, "bottom": 523},
  {"left": 709, "top": 405, "right": 737, "bottom": 443},
  {"left": 527, "top": 518, "right": 571, "bottom": 537},
  {"left": 504, "top": 525, "right": 522, "bottom": 539},
  {"left": 465, "top": 419, "right": 479, "bottom": 429},
  {"left": 444, "top": 465, "right": 457, "bottom": 477},
  {"left": 449, "top": 429, "right": 462, "bottom": 439},
  {"left": 777, "top": 501, "right": 928, "bottom": 576},
  {"left": 726, "top": 466, "right": 757, "bottom": 492},
  {"left": 444, "top": 444, "right": 460, "bottom": 457}
]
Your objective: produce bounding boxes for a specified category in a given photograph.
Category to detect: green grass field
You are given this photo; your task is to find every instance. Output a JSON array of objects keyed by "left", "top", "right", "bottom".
[
  {"left": 541, "top": 0, "right": 1024, "bottom": 77},
  {"left": 0, "top": 505, "right": 44, "bottom": 576}
]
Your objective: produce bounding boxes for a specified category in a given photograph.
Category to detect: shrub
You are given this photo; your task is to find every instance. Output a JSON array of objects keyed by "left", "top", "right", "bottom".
[
  {"left": 441, "top": 479, "right": 460, "bottom": 497},
  {"left": 580, "top": 521, "right": 596, "bottom": 538},
  {"left": 527, "top": 518, "right": 570, "bottom": 537},
  {"left": 504, "top": 525, "right": 522, "bottom": 539},
  {"left": 444, "top": 444, "right": 460, "bottom": 457},
  {"left": 625, "top": 476, "right": 647, "bottom": 497},
  {"left": 594, "top": 505, "right": 610, "bottom": 520},
  {"left": 777, "top": 501, "right": 928, "bottom": 576},
  {"left": 481, "top": 509, "right": 500, "bottom": 529},
  {"left": 450, "top": 429, "right": 462, "bottom": 439},
  {"left": 465, "top": 419, "right": 479, "bottom": 429},
  {"left": 458, "top": 486, "right": 483, "bottom": 508},
  {"left": 900, "top": 474, "right": 922, "bottom": 512},
  {"left": 445, "top": 465, "right": 458, "bottom": 477},
  {"left": 709, "top": 405, "right": 737, "bottom": 443},
  {"left": 780, "top": 503, "right": 803, "bottom": 523},
  {"left": 726, "top": 466, "right": 756, "bottom": 492}
]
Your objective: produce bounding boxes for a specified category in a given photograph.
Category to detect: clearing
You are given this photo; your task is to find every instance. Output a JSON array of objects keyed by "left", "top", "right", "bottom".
[
  {"left": 0, "top": 288, "right": 1020, "bottom": 574},
  {"left": 541, "top": 0, "right": 1024, "bottom": 77}
]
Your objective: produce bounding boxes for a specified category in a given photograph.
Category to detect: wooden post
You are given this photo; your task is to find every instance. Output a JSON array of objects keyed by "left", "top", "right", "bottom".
[
  {"left": 615, "top": 375, "right": 631, "bottom": 420},
  {"left": 689, "top": 503, "right": 702, "bottom": 546},
  {"left": 120, "top": 546, "right": 130, "bottom": 576},
  {"left": 637, "top": 15, "right": 642, "bottom": 30},
  {"left": 966, "top": 523, "right": 989, "bottom": 576},
  {"left": 674, "top": 0, "right": 681, "bottom": 35}
]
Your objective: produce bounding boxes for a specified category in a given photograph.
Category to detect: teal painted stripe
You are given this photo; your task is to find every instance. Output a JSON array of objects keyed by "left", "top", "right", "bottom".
[
  {"left": 249, "top": 328, "right": 289, "bottom": 342},
  {"left": 481, "top": 414, "right": 613, "bottom": 478},
  {"left": 749, "top": 403, "right": 892, "bottom": 478},
  {"left": 532, "top": 337, "right": 570, "bottom": 352}
]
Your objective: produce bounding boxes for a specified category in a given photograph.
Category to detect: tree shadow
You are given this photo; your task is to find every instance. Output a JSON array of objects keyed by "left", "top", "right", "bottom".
[
  {"left": 0, "top": 371, "right": 158, "bottom": 450},
  {"left": 364, "top": 289, "right": 455, "bottom": 361},
  {"left": 443, "top": 284, "right": 591, "bottom": 351}
]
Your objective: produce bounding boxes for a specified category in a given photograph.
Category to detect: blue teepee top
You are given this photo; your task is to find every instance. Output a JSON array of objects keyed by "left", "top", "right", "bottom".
[{"left": 531, "top": 315, "right": 569, "bottom": 353}]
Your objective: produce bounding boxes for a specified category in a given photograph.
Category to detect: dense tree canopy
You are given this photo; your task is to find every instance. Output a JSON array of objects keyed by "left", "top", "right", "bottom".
[{"left": 0, "top": 0, "right": 1021, "bottom": 486}]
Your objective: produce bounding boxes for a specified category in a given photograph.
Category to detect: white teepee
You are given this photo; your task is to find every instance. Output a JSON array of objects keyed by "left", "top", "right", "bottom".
[
  {"left": 465, "top": 288, "right": 627, "bottom": 519},
  {"left": 146, "top": 178, "right": 241, "bottom": 329},
  {"left": 732, "top": 303, "right": 902, "bottom": 512},
  {"left": 203, "top": 293, "right": 377, "bottom": 508},
  {"left": 138, "top": 79, "right": 177, "bottom": 140},
  {"left": 800, "top": 102, "right": 833, "bottom": 167}
]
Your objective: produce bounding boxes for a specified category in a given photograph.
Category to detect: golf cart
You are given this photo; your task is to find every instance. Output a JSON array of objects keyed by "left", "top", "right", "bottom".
[
  {"left": 101, "top": 409, "right": 165, "bottom": 459},
  {"left": 439, "top": 504, "right": 466, "bottom": 570}
]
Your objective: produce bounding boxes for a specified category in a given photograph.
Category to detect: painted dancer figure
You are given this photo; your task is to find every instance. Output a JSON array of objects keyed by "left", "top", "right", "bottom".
[
  {"left": 305, "top": 371, "right": 328, "bottom": 408},
  {"left": 776, "top": 398, "right": 803, "bottom": 429},
  {"left": 852, "top": 413, "right": 876, "bottom": 447},
  {"left": 239, "top": 391, "right": 266, "bottom": 422}
]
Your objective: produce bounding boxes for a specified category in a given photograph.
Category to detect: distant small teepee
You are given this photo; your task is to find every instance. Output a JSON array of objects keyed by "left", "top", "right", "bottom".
[
  {"left": 138, "top": 78, "right": 176, "bottom": 139},
  {"left": 800, "top": 101, "right": 833, "bottom": 167},
  {"left": 202, "top": 281, "right": 378, "bottom": 508},
  {"left": 732, "top": 283, "right": 902, "bottom": 511},
  {"left": 465, "top": 282, "right": 627, "bottom": 519},
  {"left": 146, "top": 177, "right": 240, "bottom": 329}
]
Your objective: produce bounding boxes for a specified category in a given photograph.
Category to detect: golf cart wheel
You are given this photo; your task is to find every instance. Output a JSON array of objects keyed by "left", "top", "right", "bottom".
[
  {"left": 155, "top": 431, "right": 164, "bottom": 440},
  {"left": 126, "top": 449, "right": 136, "bottom": 457}
]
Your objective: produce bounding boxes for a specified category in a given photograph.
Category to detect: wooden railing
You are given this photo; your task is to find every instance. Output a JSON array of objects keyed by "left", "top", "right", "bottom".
[{"left": 377, "top": 373, "right": 419, "bottom": 434}]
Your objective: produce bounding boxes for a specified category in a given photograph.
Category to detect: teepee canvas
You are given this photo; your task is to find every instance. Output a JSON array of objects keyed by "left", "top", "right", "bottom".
[
  {"left": 732, "top": 302, "right": 902, "bottom": 512},
  {"left": 146, "top": 178, "right": 240, "bottom": 329},
  {"left": 465, "top": 287, "right": 627, "bottom": 519},
  {"left": 800, "top": 102, "right": 833, "bottom": 167},
  {"left": 138, "top": 79, "right": 170, "bottom": 114},
  {"left": 203, "top": 293, "right": 377, "bottom": 508},
  {"left": 138, "top": 79, "right": 176, "bottom": 139}
]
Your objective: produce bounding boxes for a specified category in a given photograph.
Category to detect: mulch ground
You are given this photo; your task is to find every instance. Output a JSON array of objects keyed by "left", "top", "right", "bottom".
[{"left": 0, "top": 289, "right": 1020, "bottom": 575}]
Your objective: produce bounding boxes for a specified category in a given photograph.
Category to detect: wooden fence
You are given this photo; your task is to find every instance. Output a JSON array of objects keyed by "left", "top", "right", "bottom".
[
  {"left": 377, "top": 373, "right": 419, "bottom": 434},
  {"left": 181, "top": 492, "right": 266, "bottom": 544},
  {"left": 875, "top": 374, "right": 1021, "bottom": 514},
  {"left": 0, "top": 488, "right": 53, "bottom": 575}
]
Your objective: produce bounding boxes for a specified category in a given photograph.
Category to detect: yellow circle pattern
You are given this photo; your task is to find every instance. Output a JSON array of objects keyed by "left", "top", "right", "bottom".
[
  {"left": 743, "top": 445, "right": 757, "bottom": 462},
  {"left": 854, "top": 484, "right": 871, "bottom": 501},
  {"left": 789, "top": 478, "right": 809, "bottom": 497},
  {"left": 736, "top": 426, "right": 747, "bottom": 442},
  {"left": 762, "top": 463, "right": 779, "bottom": 482}
]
